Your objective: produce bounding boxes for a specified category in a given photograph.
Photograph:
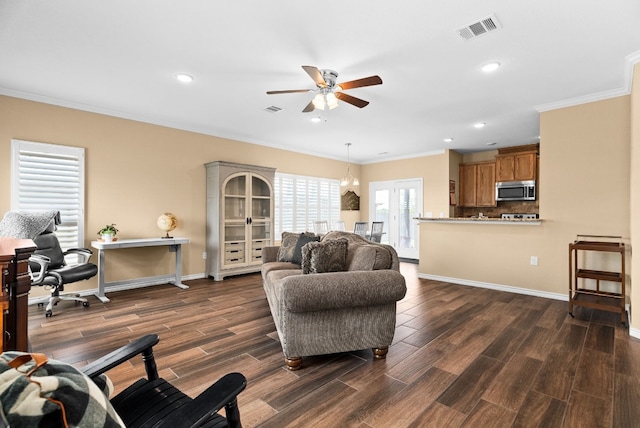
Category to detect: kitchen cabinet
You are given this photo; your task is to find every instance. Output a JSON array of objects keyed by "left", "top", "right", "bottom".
[
  {"left": 459, "top": 161, "right": 496, "bottom": 207},
  {"left": 495, "top": 151, "right": 537, "bottom": 182},
  {"left": 569, "top": 238, "right": 626, "bottom": 325},
  {"left": 205, "top": 161, "right": 276, "bottom": 281}
]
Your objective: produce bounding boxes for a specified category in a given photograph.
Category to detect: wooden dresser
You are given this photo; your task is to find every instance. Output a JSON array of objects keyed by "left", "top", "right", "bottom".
[{"left": 0, "top": 238, "right": 36, "bottom": 351}]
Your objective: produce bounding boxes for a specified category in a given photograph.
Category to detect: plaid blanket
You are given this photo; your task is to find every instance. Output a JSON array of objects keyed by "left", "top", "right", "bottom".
[{"left": 0, "top": 352, "right": 124, "bottom": 427}]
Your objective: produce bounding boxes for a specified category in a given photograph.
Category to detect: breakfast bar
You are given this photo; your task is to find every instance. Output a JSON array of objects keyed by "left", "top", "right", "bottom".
[{"left": 417, "top": 217, "right": 543, "bottom": 225}]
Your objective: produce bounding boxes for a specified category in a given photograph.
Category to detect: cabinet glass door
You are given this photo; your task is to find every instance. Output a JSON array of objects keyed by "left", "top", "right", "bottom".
[
  {"left": 223, "top": 175, "right": 248, "bottom": 267},
  {"left": 250, "top": 175, "right": 272, "bottom": 263}
]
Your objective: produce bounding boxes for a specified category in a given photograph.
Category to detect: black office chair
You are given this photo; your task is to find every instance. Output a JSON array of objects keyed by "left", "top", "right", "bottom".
[
  {"left": 82, "top": 334, "right": 247, "bottom": 428},
  {"left": 29, "top": 221, "right": 98, "bottom": 317}
]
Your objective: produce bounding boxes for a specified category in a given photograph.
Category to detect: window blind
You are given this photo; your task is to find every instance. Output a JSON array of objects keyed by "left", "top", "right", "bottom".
[
  {"left": 11, "top": 140, "right": 85, "bottom": 250},
  {"left": 274, "top": 173, "right": 340, "bottom": 239}
]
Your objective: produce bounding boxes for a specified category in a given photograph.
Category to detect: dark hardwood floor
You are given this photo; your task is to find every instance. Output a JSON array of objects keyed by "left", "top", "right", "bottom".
[{"left": 28, "top": 263, "right": 640, "bottom": 427}]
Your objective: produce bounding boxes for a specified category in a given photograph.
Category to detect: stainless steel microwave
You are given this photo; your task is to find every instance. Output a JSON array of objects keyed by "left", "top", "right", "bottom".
[{"left": 495, "top": 180, "right": 536, "bottom": 201}]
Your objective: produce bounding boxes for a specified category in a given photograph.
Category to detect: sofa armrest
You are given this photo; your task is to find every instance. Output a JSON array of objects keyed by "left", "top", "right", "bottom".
[
  {"left": 281, "top": 270, "right": 407, "bottom": 312},
  {"left": 262, "top": 246, "right": 280, "bottom": 263}
]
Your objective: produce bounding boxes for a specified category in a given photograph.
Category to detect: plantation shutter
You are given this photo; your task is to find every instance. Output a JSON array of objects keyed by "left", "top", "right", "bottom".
[
  {"left": 11, "top": 140, "right": 85, "bottom": 250},
  {"left": 273, "top": 173, "right": 340, "bottom": 239}
]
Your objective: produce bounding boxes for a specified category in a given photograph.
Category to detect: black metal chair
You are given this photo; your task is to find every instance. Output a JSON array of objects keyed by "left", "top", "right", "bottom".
[
  {"left": 353, "top": 221, "right": 367, "bottom": 237},
  {"left": 368, "top": 221, "right": 384, "bottom": 243},
  {"left": 81, "top": 334, "right": 247, "bottom": 428},
  {"left": 29, "top": 222, "right": 97, "bottom": 317}
]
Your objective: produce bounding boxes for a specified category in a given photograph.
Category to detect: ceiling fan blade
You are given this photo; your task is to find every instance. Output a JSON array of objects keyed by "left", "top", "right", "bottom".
[
  {"left": 266, "top": 89, "right": 312, "bottom": 94},
  {"left": 302, "top": 100, "right": 315, "bottom": 113},
  {"left": 337, "top": 75, "right": 383, "bottom": 90},
  {"left": 302, "top": 65, "right": 326, "bottom": 87},
  {"left": 335, "top": 92, "right": 370, "bottom": 108}
]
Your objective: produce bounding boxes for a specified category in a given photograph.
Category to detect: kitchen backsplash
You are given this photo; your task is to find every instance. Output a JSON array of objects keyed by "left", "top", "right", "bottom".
[{"left": 455, "top": 200, "right": 540, "bottom": 218}]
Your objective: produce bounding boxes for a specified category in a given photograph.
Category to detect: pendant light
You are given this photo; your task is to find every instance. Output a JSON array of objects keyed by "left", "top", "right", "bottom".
[{"left": 340, "top": 143, "right": 359, "bottom": 187}]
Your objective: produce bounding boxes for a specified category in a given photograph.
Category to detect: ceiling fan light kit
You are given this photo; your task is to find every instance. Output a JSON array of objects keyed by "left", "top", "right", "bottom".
[{"left": 267, "top": 65, "right": 382, "bottom": 113}]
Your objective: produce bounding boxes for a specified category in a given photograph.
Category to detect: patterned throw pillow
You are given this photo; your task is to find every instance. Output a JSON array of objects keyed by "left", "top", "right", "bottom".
[
  {"left": 277, "top": 232, "right": 300, "bottom": 262},
  {"left": 301, "top": 238, "right": 349, "bottom": 274}
]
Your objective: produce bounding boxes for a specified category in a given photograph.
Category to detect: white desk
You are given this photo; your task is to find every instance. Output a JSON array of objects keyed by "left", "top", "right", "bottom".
[{"left": 91, "top": 237, "right": 190, "bottom": 303}]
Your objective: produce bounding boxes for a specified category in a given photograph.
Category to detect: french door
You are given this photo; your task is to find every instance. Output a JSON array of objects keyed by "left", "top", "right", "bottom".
[{"left": 369, "top": 179, "right": 423, "bottom": 260}]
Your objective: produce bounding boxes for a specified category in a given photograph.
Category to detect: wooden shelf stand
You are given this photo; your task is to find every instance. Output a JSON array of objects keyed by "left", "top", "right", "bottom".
[{"left": 568, "top": 238, "right": 626, "bottom": 325}]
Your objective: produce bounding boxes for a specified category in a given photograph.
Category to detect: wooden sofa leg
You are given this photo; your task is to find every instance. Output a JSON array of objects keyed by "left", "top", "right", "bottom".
[
  {"left": 373, "top": 347, "right": 388, "bottom": 359},
  {"left": 285, "top": 357, "right": 302, "bottom": 371}
]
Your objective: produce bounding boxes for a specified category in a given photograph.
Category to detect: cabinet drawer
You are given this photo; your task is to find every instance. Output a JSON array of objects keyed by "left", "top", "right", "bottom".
[
  {"left": 224, "top": 257, "right": 245, "bottom": 265},
  {"left": 224, "top": 242, "right": 244, "bottom": 251},
  {"left": 225, "top": 248, "right": 244, "bottom": 257},
  {"left": 224, "top": 251, "right": 245, "bottom": 264}
]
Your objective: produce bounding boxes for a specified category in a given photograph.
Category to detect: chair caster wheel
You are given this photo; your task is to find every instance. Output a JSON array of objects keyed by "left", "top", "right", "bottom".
[
  {"left": 45, "top": 311, "right": 52, "bottom": 318},
  {"left": 83, "top": 301, "right": 90, "bottom": 307}
]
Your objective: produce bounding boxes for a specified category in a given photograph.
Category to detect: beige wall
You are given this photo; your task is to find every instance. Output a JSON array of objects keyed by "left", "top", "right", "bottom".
[
  {"left": 0, "top": 95, "right": 361, "bottom": 295},
  {"left": 420, "top": 95, "right": 632, "bottom": 325},
  {"left": 631, "top": 63, "right": 640, "bottom": 331},
  {"left": 360, "top": 151, "right": 451, "bottom": 223}
]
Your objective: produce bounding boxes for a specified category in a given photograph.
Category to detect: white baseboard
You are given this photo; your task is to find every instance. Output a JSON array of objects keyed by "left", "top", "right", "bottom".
[
  {"left": 418, "top": 273, "right": 637, "bottom": 338},
  {"left": 418, "top": 273, "right": 567, "bottom": 301},
  {"left": 29, "top": 272, "right": 206, "bottom": 306}
]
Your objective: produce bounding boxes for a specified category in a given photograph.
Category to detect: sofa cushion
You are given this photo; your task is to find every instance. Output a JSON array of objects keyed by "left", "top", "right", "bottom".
[
  {"left": 277, "top": 232, "right": 300, "bottom": 263},
  {"left": 301, "top": 238, "right": 348, "bottom": 274},
  {"left": 346, "top": 245, "right": 377, "bottom": 271},
  {"left": 277, "top": 232, "right": 320, "bottom": 265},
  {"left": 261, "top": 261, "right": 301, "bottom": 278}
]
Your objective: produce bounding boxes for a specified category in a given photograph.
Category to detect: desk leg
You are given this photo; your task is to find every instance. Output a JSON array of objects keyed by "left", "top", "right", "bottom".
[
  {"left": 95, "top": 249, "right": 111, "bottom": 303},
  {"left": 170, "top": 244, "right": 189, "bottom": 289}
]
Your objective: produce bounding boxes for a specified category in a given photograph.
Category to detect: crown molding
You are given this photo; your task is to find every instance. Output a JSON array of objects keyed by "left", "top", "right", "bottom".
[{"left": 535, "top": 49, "right": 640, "bottom": 113}]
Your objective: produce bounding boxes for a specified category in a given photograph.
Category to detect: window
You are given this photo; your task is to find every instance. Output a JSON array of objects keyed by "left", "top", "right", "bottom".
[
  {"left": 274, "top": 173, "right": 340, "bottom": 238},
  {"left": 11, "top": 140, "right": 85, "bottom": 250}
]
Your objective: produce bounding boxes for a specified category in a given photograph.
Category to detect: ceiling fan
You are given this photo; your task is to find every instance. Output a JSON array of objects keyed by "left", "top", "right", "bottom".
[{"left": 266, "top": 65, "right": 383, "bottom": 113}]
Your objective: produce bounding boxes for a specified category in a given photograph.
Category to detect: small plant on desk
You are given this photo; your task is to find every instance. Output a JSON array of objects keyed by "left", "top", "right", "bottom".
[{"left": 97, "top": 224, "right": 119, "bottom": 242}]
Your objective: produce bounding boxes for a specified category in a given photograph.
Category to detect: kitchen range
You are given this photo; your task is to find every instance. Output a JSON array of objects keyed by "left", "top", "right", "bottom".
[{"left": 500, "top": 213, "right": 539, "bottom": 220}]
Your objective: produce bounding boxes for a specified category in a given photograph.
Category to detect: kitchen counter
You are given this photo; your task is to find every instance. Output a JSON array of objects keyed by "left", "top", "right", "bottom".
[{"left": 417, "top": 217, "right": 542, "bottom": 225}]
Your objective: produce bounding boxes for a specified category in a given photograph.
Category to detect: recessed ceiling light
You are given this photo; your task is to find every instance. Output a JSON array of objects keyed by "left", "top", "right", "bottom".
[
  {"left": 175, "top": 73, "right": 194, "bottom": 83},
  {"left": 481, "top": 62, "right": 501, "bottom": 72},
  {"left": 486, "top": 142, "right": 497, "bottom": 146},
  {"left": 474, "top": 122, "right": 486, "bottom": 129},
  {"left": 310, "top": 117, "right": 322, "bottom": 123},
  {"left": 444, "top": 138, "right": 454, "bottom": 143}
]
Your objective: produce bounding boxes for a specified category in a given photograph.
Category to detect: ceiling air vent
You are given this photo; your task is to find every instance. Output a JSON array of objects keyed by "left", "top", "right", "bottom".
[
  {"left": 457, "top": 14, "right": 502, "bottom": 40},
  {"left": 264, "top": 105, "right": 282, "bottom": 113}
]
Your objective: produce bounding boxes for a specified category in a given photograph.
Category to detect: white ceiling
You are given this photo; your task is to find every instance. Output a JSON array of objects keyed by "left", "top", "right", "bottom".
[{"left": 1, "top": 0, "right": 639, "bottom": 164}]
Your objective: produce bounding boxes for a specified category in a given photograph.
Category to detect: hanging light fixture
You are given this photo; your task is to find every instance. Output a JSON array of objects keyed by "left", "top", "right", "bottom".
[{"left": 341, "top": 143, "right": 359, "bottom": 187}]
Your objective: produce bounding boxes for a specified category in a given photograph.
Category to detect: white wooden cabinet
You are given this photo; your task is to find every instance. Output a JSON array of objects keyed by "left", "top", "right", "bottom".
[{"left": 205, "top": 161, "right": 276, "bottom": 281}]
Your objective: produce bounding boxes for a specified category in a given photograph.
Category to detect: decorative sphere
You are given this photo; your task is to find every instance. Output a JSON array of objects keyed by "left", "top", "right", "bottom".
[{"left": 157, "top": 213, "right": 178, "bottom": 232}]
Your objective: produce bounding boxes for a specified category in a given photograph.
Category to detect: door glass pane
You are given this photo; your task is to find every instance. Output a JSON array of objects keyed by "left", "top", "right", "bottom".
[
  {"left": 252, "top": 176, "right": 270, "bottom": 197},
  {"left": 398, "top": 188, "right": 417, "bottom": 251},
  {"left": 225, "top": 196, "right": 245, "bottom": 219},
  {"left": 251, "top": 220, "right": 270, "bottom": 240},
  {"left": 374, "top": 190, "right": 390, "bottom": 244},
  {"left": 224, "top": 223, "right": 246, "bottom": 242},
  {"left": 226, "top": 175, "right": 246, "bottom": 195}
]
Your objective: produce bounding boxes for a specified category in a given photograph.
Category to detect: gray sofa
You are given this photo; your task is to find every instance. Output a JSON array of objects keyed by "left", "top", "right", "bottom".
[{"left": 261, "top": 231, "right": 407, "bottom": 370}]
